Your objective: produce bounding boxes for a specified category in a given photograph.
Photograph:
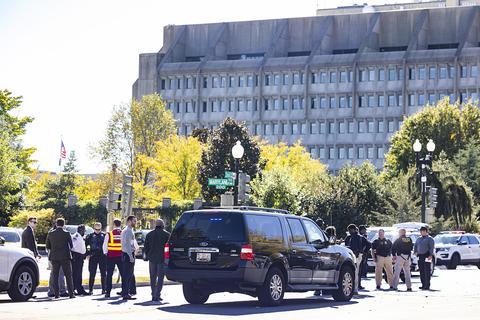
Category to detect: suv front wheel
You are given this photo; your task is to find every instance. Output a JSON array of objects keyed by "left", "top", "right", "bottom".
[
  {"left": 8, "top": 265, "right": 36, "bottom": 302},
  {"left": 182, "top": 283, "right": 210, "bottom": 304},
  {"left": 332, "top": 265, "right": 355, "bottom": 302},
  {"left": 257, "top": 267, "right": 285, "bottom": 306}
]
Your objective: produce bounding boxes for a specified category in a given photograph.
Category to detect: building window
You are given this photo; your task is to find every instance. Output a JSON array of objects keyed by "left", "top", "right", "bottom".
[
  {"left": 418, "top": 93, "right": 425, "bottom": 106},
  {"left": 460, "top": 65, "right": 468, "bottom": 78},
  {"left": 338, "top": 121, "right": 346, "bottom": 134},
  {"left": 177, "top": 78, "right": 182, "bottom": 89},
  {"left": 254, "top": 124, "right": 261, "bottom": 135},
  {"left": 348, "top": 121, "right": 354, "bottom": 133},
  {"left": 228, "top": 76, "right": 235, "bottom": 87},
  {"left": 320, "top": 97, "right": 327, "bottom": 108},
  {"left": 408, "top": 93, "right": 415, "bottom": 106},
  {"left": 377, "top": 146, "right": 384, "bottom": 159},
  {"left": 378, "top": 120, "right": 384, "bottom": 133},
  {"left": 227, "top": 100, "right": 234, "bottom": 112},
  {"left": 388, "top": 68, "right": 396, "bottom": 81},
  {"left": 328, "top": 147, "right": 335, "bottom": 160},
  {"left": 367, "top": 120, "right": 374, "bottom": 133},
  {"left": 348, "top": 95, "right": 353, "bottom": 108},
  {"left": 358, "top": 120, "right": 365, "bottom": 133},
  {"left": 310, "top": 122, "right": 318, "bottom": 134},
  {"left": 388, "top": 94, "right": 396, "bottom": 107},
  {"left": 264, "top": 74, "right": 272, "bottom": 86},
  {"left": 293, "top": 72, "right": 303, "bottom": 85},
  {"left": 418, "top": 66, "right": 426, "bottom": 80},
  {"left": 283, "top": 74, "right": 289, "bottom": 85},
  {"left": 264, "top": 124, "right": 272, "bottom": 136},
  {"left": 347, "top": 147, "right": 354, "bottom": 159},
  {"left": 273, "top": 99, "right": 280, "bottom": 110},
  {"left": 472, "top": 65, "right": 478, "bottom": 78},
  {"left": 292, "top": 97, "right": 302, "bottom": 110},
  {"left": 328, "top": 121, "right": 335, "bottom": 134},
  {"left": 319, "top": 147, "right": 325, "bottom": 159},
  {"left": 282, "top": 123, "right": 289, "bottom": 135},
  {"left": 340, "top": 71, "right": 347, "bottom": 83},
  {"left": 429, "top": 66, "right": 436, "bottom": 80},
  {"left": 449, "top": 65, "right": 455, "bottom": 79},
  {"left": 202, "top": 101, "right": 207, "bottom": 112},
  {"left": 368, "top": 69, "right": 375, "bottom": 81},
  {"left": 264, "top": 99, "right": 272, "bottom": 111},
  {"left": 359, "top": 95, "right": 367, "bottom": 108},
  {"left": 238, "top": 100, "right": 246, "bottom": 112},
  {"left": 311, "top": 97, "right": 319, "bottom": 109},
  {"left": 329, "top": 97, "right": 336, "bottom": 109},
  {"left": 408, "top": 67, "right": 415, "bottom": 80},
  {"left": 378, "top": 68, "right": 385, "bottom": 81},
  {"left": 292, "top": 123, "right": 299, "bottom": 135},
  {"left": 212, "top": 76, "right": 219, "bottom": 88},
  {"left": 428, "top": 93, "right": 436, "bottom": 104},
  {"left": 367, "top": 147, "right": 374, "bottom": 159},
  {"left": 330, "top": 71, "right": 337, "bottom": 83},
  {"left": 388, "top": 120, "right": 395, "bottom": 133},
  {"left": 368, "top": 95, "right": 375, "bottom": 108},
  {"left": 339, "top": 96, "right": 346, "bottom": 108},
  {"left": 274, "top": 74, "right": 281, "bottom": 86},
  {"left": 338, "top": 147, "right": 346, "bottom": 159},
  {"left": 300, "top": 123, "right": 307, "bottom": 135},
  {"left": 358, "top": 147, "right": 364, "bottom": 159},
  {"left": 161, "top": 79, "right": 166, "bottom": 90},
  {"left": 246, "top": 99, "right": 253, "bottom": 111},
  {"left": 311, "top": 72, "right": 317, "bottom": 84},
  {"left": 378, "top": 95, "right": 385, "bottom": 107},
  {"left": 398, "top": 68, "right": 404, "bottom": 80},
  {"left": 282, "top": 98, "right": 289, "bottom": 110},
  {"left": 247, "top": 75, "right": 254, "bottom": 87},
  {"left": 359, "top": 70, "right": 366, "bottom": 82},
  {"left": 319, "top": 122, "right": 325, "bottom": 134},
  {"left": 319, "top": 72, "right": 327, "bottom": 83},
  {"left": 185, "top": 101, "right": 194, "bottom": 113},
  {"left": 439, "top": 66, "right": 447, "bottom": 79}
]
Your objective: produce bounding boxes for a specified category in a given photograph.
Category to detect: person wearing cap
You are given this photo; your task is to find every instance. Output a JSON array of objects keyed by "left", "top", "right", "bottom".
[
  {"left": 71, "top": 225, "right": 88, "bottom": 296},
  {"left": 392, "top": 228, "right": 413, "bottom": 291},
  {"left": 144, "top": 218, "right": 170, "bottom": 302},
  {"left": 414, "top": 226, "right": 435, "bottom": 290},
  {"left": 371, "top": 229, "right": 394, "bottom": 290},
  {"left": 344, "top": 224, "right": 365, "bottom": 293},
  {"left": 85, "top": 222, "right": 106, "bottom": 295}
]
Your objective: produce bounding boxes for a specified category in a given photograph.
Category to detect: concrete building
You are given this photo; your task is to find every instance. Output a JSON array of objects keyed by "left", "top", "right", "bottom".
[{"left": 133, "top": 1, "right": 480, "bottom": 172}]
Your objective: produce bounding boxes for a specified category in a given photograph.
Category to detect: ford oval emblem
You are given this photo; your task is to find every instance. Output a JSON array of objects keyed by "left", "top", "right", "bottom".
[{"left": 199, "top": 242, "right": 208, "bottom": 247}]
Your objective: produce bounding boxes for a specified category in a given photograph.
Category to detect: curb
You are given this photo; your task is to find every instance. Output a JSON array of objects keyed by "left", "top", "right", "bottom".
[{"left": 35, "top": 280, "right": 178, "bottom": 293}]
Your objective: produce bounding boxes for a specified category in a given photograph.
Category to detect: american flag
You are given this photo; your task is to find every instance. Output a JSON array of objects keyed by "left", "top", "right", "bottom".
[{"left": 59, "top": 140, "right": 66, "bottom": 166}]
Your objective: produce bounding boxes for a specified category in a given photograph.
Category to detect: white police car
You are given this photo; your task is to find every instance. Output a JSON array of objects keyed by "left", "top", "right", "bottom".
[
  {"left": 0, "top": 236, "right": 39, "bottom": 301},
  {"left": 434, "top": 232, "right": 480, "bottom": 269}
]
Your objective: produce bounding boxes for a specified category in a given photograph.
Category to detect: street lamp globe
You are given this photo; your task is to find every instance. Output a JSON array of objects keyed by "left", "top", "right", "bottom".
[
  {"left": 232, "top": 141, "right": 244, "bottom": 159},
  {"left": 426, "top": 139, "right": 436, "bottom": 152},
  {"left": 413, "top": 139, "right": 422, "bottom": 153}
]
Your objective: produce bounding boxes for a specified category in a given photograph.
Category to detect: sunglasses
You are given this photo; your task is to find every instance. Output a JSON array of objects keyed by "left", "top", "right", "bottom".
[
  {"left": 31, "top": 221, "right": 38, "bottom": 224},
  {"left": 94, "top": 228, "right": 101, "bottom": 231}
]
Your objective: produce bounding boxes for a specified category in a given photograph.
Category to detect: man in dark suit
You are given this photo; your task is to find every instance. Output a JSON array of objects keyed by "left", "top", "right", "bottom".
[
  {"left": 21, "top": 216, "right": 40, "bottom": 259},
  {"left": 46, "top": 218, "right": 75, "bottom": 299}
]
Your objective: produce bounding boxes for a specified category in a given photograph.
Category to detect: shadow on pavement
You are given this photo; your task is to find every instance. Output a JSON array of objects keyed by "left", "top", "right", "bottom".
[
  {"left": 158, "top": 297, "right": 358, "bottom": 316},
  {"left": 134, "top": 300, "right": 168, "bottom": 306}
]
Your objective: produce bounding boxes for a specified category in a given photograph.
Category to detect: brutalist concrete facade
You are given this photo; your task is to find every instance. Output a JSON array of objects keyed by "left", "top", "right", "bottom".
[{"left": 133, "top": 4, "right": 480, "bottom": 172}]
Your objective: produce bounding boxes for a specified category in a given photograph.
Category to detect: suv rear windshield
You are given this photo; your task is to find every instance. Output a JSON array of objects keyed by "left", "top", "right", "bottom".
[{"left": 171, "top": 211, "right": 246, "bottom": 242}]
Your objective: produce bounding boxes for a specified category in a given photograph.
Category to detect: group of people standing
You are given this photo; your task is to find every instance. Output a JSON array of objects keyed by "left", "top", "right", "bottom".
[
  {"left": 343, "top": 224, "right": 435, "bottom": 293},
  {"left": 21, "top": 215, "right": 170, "bottom": 302}
]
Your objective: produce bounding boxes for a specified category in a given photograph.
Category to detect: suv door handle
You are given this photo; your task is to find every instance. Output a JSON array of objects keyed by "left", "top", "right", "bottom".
[{"left": 291, "top": 249, "right": 297, "bottom": 254}]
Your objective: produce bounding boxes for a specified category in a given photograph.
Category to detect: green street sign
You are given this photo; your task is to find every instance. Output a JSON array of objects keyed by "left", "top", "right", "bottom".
[
  {"left": 208, "top": 178, "right": 234, "bottom": 187},
  {"left": 215, "top": 185, "right": 227, "bottom": 190},
  {"left": 224, "top": 171, "right": 234, "bottom": 179}
]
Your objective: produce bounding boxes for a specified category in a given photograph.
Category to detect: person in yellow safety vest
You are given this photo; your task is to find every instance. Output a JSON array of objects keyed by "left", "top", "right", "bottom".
[{"left": 102, "top": 219, "right": 122, "bottom": 298}]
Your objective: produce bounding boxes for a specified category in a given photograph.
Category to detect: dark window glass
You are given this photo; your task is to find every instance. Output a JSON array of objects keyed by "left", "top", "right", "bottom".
[
  {"left": 245, "top": 215, "right": 283, "bottom": 244},
  {"left": 287, "top": 218, "right": 307, "bottom": 243},
  {"left": 171, "top": 212, "right": 246, "bottom": 242},
  {"left": 468, "top": 236, "right": 479, "bottom": 245},
  {"left": 302, "top": 220, "right": 327, "bottom": 243}
]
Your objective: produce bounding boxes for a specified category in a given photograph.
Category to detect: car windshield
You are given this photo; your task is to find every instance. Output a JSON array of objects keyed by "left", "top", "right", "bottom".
[
  {"left": 0, "top": 231, "right": 21, "bottom": 243},
  {"left": 171, "top": 211, "right": 246, "bottom": 242},
  {"left": 434, "top": 235, "right": 460, "bottom": 245}
]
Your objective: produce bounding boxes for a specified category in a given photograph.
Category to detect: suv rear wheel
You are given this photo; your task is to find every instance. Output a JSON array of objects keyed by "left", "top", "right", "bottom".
[
  {"left": 257, "top": 267, "right": 285, "bottom": 306},
  {"left": 447, "top": 253, "right": 460, "bottom": 270},
  {"left": 182, "top": 283, "right": 210, "bottom": 304},
  {"left": 332, "top": 265, "right": 354, "bottom": 302},
  {"left": 8, "top": 265, "right": 36, "bottom": 302}
]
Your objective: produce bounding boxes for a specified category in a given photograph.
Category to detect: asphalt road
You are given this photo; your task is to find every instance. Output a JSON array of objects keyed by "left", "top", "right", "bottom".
[{"left": 1, "top": 266, "right": 479, "bottom": 320}]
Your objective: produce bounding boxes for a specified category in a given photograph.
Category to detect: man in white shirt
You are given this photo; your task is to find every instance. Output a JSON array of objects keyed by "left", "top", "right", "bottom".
[{"left": 71, "top": 225, "right": 88, "bottom": 296}]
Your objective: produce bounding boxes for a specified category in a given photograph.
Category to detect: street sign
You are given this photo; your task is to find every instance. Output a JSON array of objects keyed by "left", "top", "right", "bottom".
[
  {"left": 224, "top": 171, "right": 234, "bottom": 179},
  {"left": 216, "top": 185, "right": 227, "bottom": 190},
  {"left": 208, "top": 178, "right": 234, "bottom": 187}
]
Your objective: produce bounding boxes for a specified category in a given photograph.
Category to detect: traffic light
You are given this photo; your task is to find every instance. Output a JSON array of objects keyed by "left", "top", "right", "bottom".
[
  {"left": 238, "top": 172, "right": 251, "bottom": 204},
  {"left": 109, "top": 192, "right": 122, "bottom": 210},
  {"left": 429, "top": 187, "right": 438, "bottom": 208},
  {"left": 121, "top": 175, "right": 134, "bottom": 218}
]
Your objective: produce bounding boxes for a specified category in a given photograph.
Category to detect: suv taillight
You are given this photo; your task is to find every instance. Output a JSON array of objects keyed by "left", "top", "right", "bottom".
[
  {"left": 164, "top": 243, "right": 170, "bottom": 260},
  {"left": 240, "top": 244, "right": 254, "bottom": 261}
]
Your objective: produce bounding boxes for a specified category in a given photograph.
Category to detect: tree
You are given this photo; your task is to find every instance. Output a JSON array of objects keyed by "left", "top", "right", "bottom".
[
  {"left": 454, "top": 140, "right": 480, "bottom": 204},
  {"left": 192, "top": 128, "right": 211, "bottom": 144},
  {"left": 198, "top": 118, "right": 261, "bottom": 201},
  {"left": 141, "top": 135, "right": 203, "bottom": 201},
  {"left": 384, "top": 99, "right": 480, "bottom": 177},
  {"left": 382, "top": 168, "right": 420, "bottom": 223},
  {"left": 0, "top": 89, "right": 34, "bottom": 225},
  {"left": 74, "top": 174, "right": 111, "bottom": 202}
]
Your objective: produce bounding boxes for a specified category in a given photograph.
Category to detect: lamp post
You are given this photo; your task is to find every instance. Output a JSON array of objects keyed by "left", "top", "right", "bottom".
[
  {"left": 231, "top": 141, "right": 244, "bottom": 206},
  {"left": 413, "top": 139, "right": 436, "bottom": 223}
]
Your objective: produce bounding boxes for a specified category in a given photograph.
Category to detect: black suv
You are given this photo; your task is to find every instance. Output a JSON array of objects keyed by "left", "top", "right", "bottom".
[{"left": 165, "top": 207, "right": 356, "bottom": 306}]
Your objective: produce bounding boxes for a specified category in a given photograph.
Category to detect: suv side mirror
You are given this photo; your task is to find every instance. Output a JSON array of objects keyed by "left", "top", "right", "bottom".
[
  {"left": 459, "top": 240, "right": 468, "bottom": 246},
  {"left": 0, "top": 236, "right": 5, "bottom": 246}
]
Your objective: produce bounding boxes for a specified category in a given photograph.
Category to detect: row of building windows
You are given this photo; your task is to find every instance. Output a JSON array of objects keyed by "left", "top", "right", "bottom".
[
  {"left": 160, "top": 64, "right": 479, "bottom": 90},
  {"left": 167, "top": 90, "right": 480, "bottom": 114},
  {"left": 308, "top": 145, "right": 387, "bottom": 161}
]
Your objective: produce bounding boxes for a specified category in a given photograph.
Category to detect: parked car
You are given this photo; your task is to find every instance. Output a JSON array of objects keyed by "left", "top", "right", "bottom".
[
  {"left": 65, "top": 225, "right": 94, "bottom": 236},
  {"left": 0, "top": 236, "right": 40, "bottom": 301},
  {"left": 135, "top": 229, "right": 152, "bottom": 260},
  {"left": 434, "top": 232, "right": 480, "bottom": 269},
  {"left": 0, "top": 227, "right": 23, "bottom": 248},
  {"left": 165, "top": 207, "right": 357, "bottom": 306}
]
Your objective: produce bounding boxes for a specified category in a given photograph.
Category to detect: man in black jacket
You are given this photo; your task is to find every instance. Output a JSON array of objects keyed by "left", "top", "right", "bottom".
[
  {"left": 344, "top": 224, "right": 364, "bottom": 294},
  {"left": 144, "top": 219, "right": 170, "bottom": 302},
  {"left": 371, "top": 229, "right": 394, "bottom": 290},
  {"left": 45, "top": 218, "right": 75, "bottom": 299},
  {"left": 85, "top": 222, "right": 106, "bottom": 295},
  {"left": 22, "top": 216, "right": 40, "bottom": 259},
  {"left": 358, "top": 225, "right": 371, "bottom": 281}
]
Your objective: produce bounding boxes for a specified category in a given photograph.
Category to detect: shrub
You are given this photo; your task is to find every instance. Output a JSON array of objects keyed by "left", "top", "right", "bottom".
[{"left": 8, "top": 208, "right": 55, "bottom": 243}]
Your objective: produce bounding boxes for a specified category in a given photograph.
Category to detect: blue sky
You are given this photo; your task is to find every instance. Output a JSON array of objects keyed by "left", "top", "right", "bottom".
[{"left": 0, "top": 0, "right": 394, "bottom": 173}]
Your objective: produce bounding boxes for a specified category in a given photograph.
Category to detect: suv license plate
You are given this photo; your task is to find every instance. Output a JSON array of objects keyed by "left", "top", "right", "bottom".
[{"left": 196, "top": 253, "right": 211, "bottom": 262}]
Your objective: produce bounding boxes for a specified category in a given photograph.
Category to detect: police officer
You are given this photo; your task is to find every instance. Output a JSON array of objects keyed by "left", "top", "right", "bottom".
[
  {"left": 85, "top": 222, "right": 106, "bottom": 295},
  {"left": 71, "top": 225, "right": 88, "bottom": 296},
  {"left": 358, "top": 225, "right": 371, "bottom": 282},
  {"left": 414, "top": 226, "right": 435, "bottom": 290},
  {"left": 371, "top": 229, "right": 394, "bottom": 290},
  {"left": 392, "top": 228, "right": 413, "bottom": 291},
  {"left": 344, "top": 224, "right": 364, "bottom": 294}
]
